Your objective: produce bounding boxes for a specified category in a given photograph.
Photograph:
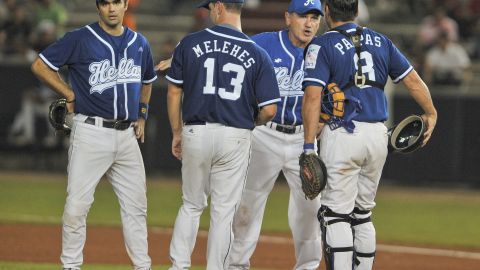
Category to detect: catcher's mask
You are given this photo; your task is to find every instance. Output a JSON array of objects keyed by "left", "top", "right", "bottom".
[
  {"left": 320, "top": 83, "right": 362, "bottom": 133},
  {"left": 388, "top": 115, "right": 425, "bottom": 154}
]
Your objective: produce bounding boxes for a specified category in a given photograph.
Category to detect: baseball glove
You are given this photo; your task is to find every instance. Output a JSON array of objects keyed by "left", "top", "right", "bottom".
[
  {"left": 299, "top": 152, "right": 327, "bottom": 200},
  {"left": 48, "top": 98, "right": 72, "bottom": 135}
]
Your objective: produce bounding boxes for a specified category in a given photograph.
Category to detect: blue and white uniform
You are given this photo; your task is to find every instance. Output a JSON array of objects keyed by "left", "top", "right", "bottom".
[
  {"left": 229, "top": 30, "right": 322, "bottom": 270},
  {"left": 166, "top": 24, "right": 280, "bottom": 270},
  {"left": 40, "top": 22, "right": 156, "bottom": 270},
  {"left": 303, "top": 23, "right": 413, "bottom": 270}
]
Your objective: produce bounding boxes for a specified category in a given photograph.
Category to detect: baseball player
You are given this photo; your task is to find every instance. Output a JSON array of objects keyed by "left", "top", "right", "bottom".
[
  {"left": 30, "top": 0, "right": 157, "bottom": 269},
  {"left": 165, "top": 1, "right": 280, "bottom": 269},
  {"left": 228, "top": 1, "right": 323, "bottom": 269},
  {"left": 302, "top": 0, "right": 437, "bottom": 269}
]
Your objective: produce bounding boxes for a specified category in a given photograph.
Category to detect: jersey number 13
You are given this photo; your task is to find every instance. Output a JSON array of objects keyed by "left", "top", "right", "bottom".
[{"left": 203, "top": 58, "right": 245, "bottom": 101}]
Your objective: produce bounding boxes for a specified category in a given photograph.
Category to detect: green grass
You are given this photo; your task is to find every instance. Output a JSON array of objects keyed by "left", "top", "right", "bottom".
[{"left": 1, "top": 172, "right": 480, "bottom": 250}]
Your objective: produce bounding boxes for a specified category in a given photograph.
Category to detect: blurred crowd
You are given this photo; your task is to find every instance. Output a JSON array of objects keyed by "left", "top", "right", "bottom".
[
  {"left": 0, "top": 0, "right": 68, "bottom": 61},
  {"left": 1, "top": 0, "right": 480, "bottom": 149}
]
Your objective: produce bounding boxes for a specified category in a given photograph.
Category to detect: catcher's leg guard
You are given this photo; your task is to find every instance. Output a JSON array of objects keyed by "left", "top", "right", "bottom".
[
  {"left": 352, "top": 207, "right": 376, "bottom": 270},
  {"left": 318, "top": 206, "right": 354, "bottom": 270}
]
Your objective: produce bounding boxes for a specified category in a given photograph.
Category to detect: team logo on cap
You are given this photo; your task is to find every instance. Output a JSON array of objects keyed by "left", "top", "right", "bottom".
[{"left": 304, "top": 0, "right": 314, "bottom": 6}]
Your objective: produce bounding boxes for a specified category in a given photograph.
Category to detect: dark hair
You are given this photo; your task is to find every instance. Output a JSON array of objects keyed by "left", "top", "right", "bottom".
[
  {"left": 223, "top": 3, "right": 243, "bottom": 14},
  {"left": 96, "top": 0, "right": 126, "bottom": 7},
  {"left": 325, "top": 0, "right": 358, "bottom": 22}
]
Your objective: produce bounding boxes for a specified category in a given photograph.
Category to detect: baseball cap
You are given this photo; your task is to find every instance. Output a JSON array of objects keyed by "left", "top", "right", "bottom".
[
  {"left": 197, "top": 0, "right": 245, "bottom": 9},
  {"left": 288, "top": 0, "right": 323, "bottom": 16}
]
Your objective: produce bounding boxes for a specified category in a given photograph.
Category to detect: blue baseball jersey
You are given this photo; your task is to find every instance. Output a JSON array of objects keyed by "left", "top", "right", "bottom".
[
  {"left": 303, "top": 23, "right": 413, "bottom": 122},
  {"left": 39, "top": 22, "right": 157, "bottom": 121},
  {"left": 252, "top": 30, "right": 305, "bottom": 126},
  {"left": 166, "top": 25, "right": 281, "bottom": 130}
]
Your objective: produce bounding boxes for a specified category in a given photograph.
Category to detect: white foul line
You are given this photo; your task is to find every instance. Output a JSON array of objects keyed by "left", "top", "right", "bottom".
[{"left": 151, "top": 227, "right": 480, "bottom": 260}]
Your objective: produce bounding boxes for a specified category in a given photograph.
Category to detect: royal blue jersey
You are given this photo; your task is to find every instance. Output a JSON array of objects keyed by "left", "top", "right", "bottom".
[
  {"left": 39, "top": 22, "right": 157, "bottom": 121},
  {"left": 252, "top": 30, "right": 305, "bottom": 126},
  {"left": 303, "top": 23, "right": 413, "bottom": 122},
  {"left": 166, "top": 25, "right": 281, "bottom": 130}
]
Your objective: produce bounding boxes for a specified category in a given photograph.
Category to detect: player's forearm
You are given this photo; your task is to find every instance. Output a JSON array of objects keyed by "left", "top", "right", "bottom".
[
  {"left": 167, "top": 83, "right": 183, "bottom": 136},
  {"left": 31, "top": 57, "right": 75, "bottom": 102},
  {"left": 255, "top": 104, "right": 277, "bottom": 126},
  {"left": 302, "top": 85, "right": 322, "bottom": 144},
  {"left": 403, "top": 70, "right": 437, "bottom": 117},
  {"left": 140, "top": 83, "right": 152, "bottom": 104}
]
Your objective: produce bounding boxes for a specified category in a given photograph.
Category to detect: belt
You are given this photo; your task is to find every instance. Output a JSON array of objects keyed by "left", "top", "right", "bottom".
[
  {"left": 184, "top": 120, "right": 206, "bottom": 125},
  {"left": 84, "top": 117, "right": 132, "bottom": 130},
  {"left": 265, "top": 122, "right": 303, "bottom": 134}
]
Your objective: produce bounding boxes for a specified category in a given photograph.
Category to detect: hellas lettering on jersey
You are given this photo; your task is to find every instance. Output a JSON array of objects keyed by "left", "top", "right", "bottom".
[
  {"left": 89, "top": 58, "right": 141, "bottom": 94},
  {"left": 192, "top": 39, "right": 256, "bottom": 69},
  {"left": 335, "top": 34, "right": 382, "bottom": 55},
  {"left": 275, "top": 67, "right": 304, "bottom": 96}
]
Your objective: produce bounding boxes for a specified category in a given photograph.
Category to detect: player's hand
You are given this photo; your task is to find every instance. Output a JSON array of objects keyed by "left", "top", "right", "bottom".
[
  {"left": 172, "top": 134, "right": 182, "bottom": 160},
  {"left": 134, "top": 118, "right": 146, "bottom": 143},
  {"left": 421, "top": 112, "right": 437, "bottom": 146},
  {"left": 155, "top": 57, "right": 172, "bottom": 72}
]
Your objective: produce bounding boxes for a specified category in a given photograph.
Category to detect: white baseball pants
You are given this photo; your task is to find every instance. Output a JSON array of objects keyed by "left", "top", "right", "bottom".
[
  {"left": 169, "top": 123, "right": 252, "bottom": 270},
  {"left": 61, "top": 115, "right": 151, "bottom": 270},
  {"left": 229, "top": 125, "right": 322, "bottom": 270},
  {"left": 319, "top": 121, "right": 388, "bottom": 270}
]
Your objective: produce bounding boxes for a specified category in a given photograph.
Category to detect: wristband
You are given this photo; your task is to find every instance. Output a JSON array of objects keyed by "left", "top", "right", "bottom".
[
  {"left": 303, "top": 143, "right": 315, "bottom": 150},
  {"left": 139, "top": 103, "right": 149, "bottom": 120}
]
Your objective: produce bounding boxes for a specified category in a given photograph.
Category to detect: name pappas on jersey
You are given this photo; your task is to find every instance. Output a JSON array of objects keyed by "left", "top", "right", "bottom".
[
  {"left": 166, "top": 25, "right": 280, "bottom": 130},
  {"left": 303, "top": 23, "right": 413, "bottom": 122}
]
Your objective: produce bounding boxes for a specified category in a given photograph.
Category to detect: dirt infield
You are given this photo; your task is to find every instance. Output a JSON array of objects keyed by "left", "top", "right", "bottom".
[{"left": 1, "top": 224, "right": 479, "bottom": 269}]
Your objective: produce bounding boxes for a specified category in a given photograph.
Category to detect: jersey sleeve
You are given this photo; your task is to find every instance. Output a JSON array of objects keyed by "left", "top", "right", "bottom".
[
  {"left": 166, "top": 40, "right": 184, "bottom": 85},
  {"left": 387, "top": 38, "right": 413, "bottom": 83},
  {"left": 39, "top": 30, "right": 79, "bottom": 71},
  {"left": 303, "top": 38, "right": 330, "bottom": 89},
  {"left": 141, "top": 37, "right": 157, "bottom": 84},
  {"left": 255, "top": 51, "right": 281, "bottom": 107}
]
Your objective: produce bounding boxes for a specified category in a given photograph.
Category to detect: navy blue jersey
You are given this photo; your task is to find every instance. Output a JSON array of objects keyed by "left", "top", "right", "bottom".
[
  {"left": 166, "top": 25, "right": 281, "bottom": 130},
  {"left": 252, "top": 30, "right": 305, "bottom": 126},
  {"left": 40, "top": 22, "right": 157, "bottom": 121},
  {"left": 303, "top": 23, "right": 413, "bottom": 122}
]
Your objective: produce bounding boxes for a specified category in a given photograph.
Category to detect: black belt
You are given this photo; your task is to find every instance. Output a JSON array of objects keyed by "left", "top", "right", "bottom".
[
  {"left": 266, "top": 122, "right": 301, "bottom": 134},
  {"left": 185, "top": 120, "right": 206, "bottom": 125},
  {"left": 85, "top": 117, "right": 132, "bottom": 130}
]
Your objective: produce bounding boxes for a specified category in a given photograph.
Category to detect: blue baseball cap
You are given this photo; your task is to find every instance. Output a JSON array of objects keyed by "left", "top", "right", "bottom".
[
  {"left": 197, "top": 0, "right": 245, "bottom": 9},
  {"left": 288, "top": 0, "right": 323, "bottom": 16}
]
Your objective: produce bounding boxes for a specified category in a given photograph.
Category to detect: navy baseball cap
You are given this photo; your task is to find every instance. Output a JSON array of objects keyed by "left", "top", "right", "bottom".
[
  {"left": 288, "top": 0, "right": 323, "bottom": 16},
  {"left": 197, "top": 0, "right": 245, "bottom": 9}
]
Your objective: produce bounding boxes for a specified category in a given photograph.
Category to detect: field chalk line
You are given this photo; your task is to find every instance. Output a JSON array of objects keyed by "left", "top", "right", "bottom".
[{"left": 151, "top": 227, "right": 480, "bottom": 260}]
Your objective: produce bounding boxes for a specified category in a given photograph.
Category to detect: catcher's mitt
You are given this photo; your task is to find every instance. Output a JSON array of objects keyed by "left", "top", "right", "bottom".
[
  {"left": 48, "top": 98, "right": 72, "bottom": 135},
  {"left": 299, "top": 152, "right": 327, "bottom": 200}
]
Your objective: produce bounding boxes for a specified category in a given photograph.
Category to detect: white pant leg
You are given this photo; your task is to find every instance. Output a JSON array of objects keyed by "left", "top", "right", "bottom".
[
  {"left": 353, "top": 122, "right": 388, "bottom": 270},
  {"left": 169, "top": 125, "right": 213, "bottom": 270},
  {"left": 282, "top": 131, "right": 322, "bottom": 270},
  {"left": 229, "top": 126, "right": 282, "bottom": 269},
  {"left": 61, "top": 118, "right": 115, "bottom": 269},
  {"left": 106, "top": 127, "right": 151, "bottom": 270},
  {"left": 208, "top": 125, "right": 252, "bottom": 270}
]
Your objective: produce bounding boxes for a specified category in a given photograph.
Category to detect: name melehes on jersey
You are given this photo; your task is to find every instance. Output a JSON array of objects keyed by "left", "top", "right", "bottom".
[
  {"left": 88, "top": 58, "right": 141, "bottom": 94},
  {"left": 275, "top": 67, "right": 304, "bottom": 96},
  {"left": 335, "top": 34, "right": 382, "bottom": 55},
  {"left": 192, "top": 40, "right": 255, "bottom": 69}
]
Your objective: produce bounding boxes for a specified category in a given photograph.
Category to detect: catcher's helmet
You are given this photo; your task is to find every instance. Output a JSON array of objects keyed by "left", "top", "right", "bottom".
[{"left": 388, "top": 115, "right": 425, "bottom": 154}]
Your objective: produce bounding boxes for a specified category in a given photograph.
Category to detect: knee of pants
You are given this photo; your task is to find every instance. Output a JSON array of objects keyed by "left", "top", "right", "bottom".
[
  {"left": 63, "top": 200, "right": 92, "bottom": 226},
  {"left": 352, "top": 207, "right": 376, "bottom": 253},
  {"left": 181, "top": 199, "right": 207, "bottom": 217}
]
